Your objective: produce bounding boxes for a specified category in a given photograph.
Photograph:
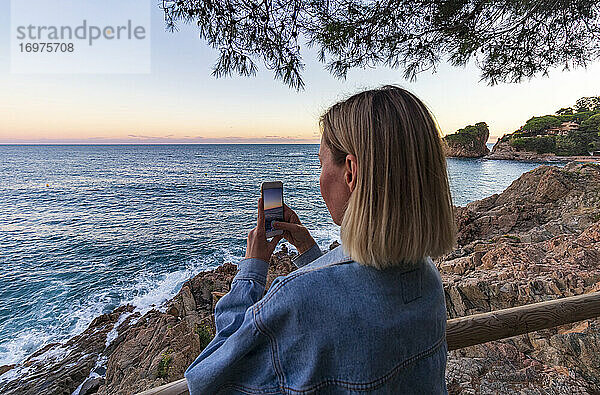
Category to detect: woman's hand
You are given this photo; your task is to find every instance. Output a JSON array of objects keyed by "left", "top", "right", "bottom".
[
  {"left": 272, "top": 204, "right": 316, "bottom": 254},
  {"left": 245, "top": 198, "right": 283, "bottom": 262}
]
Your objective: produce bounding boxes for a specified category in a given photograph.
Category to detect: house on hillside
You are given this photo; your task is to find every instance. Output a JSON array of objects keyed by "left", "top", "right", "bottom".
[{"left": 546, "top": 121, "right": 579, "bottom": 136}]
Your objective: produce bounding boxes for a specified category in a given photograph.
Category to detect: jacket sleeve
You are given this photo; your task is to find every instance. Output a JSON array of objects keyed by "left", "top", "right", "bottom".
[
  {"left": 184, "top": 258, "right": 277, "bottom": 394},
  {"left": 291, "top": 243, "right": 323, "bottom": 268}
]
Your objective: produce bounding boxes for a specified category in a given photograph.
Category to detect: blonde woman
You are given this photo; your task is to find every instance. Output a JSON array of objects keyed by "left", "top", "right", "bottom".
[{"left": 185, "top": 85, "right": 456, "bottom": 394}]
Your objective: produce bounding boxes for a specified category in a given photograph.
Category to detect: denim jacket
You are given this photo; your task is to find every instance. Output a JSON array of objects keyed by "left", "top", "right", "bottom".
[{"left": 185, "top": 244, "right": 448, "bottom": 394}]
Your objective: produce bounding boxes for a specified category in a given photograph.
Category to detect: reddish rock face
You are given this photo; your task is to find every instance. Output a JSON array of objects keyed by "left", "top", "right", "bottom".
[
  {"left": 443, "top": 127, "right": 491, "bottom": 158},
  {"left": 439, "top": 162, "right": 600, "bottom": 393},
  {"left": 2, "top": 162, "right": 600, "bottom": 394}
]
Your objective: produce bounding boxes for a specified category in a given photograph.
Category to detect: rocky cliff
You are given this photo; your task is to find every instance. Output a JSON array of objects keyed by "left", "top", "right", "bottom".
[
  {"left": 486, "top": 137, "right": 600, "bottom": 163},
  {"left": 443, "top": 122, "right": 491, "bottom": 158},
  {"left": 440, "top": 162, "right": 600, "bottom": 393},
  {"left": 1, "top": 163, "right": 600, "bottom": 394},
  {"left": 486, "top": 138, "right": 561, "bottom": 162}
]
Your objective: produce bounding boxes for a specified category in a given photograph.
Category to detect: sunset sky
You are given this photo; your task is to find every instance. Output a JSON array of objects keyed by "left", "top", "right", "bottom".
[
  {"left": 1, "top": 1, "right": 599, "bottom": 144},
  {"left": 263, "top": 187, "right": 283, "bottom": 211}
]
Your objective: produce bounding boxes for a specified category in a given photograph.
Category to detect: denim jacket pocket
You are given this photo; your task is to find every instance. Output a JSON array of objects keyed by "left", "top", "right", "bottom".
[{"left": 400, "top": 267, "right": 422, "bottom": 303}]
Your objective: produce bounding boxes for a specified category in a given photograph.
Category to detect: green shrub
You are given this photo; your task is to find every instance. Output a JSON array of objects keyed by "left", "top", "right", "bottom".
[
  {"left": 510, "top": 136, "right": 556, "bottom": 154},
  {"left": 157, "top": 350, "right": 173, "bottom": 379},
  {"left": 581, "top": 114, "right": 600, "bottom": 133},
  {"left": 570, "top": 110, "right": 597, "bottom": 124},
  {"left": 557, "top": 114, "right": 574, "bottom": 122},
  {"left": 555, "top": 135, "right": 591, "bottom": 156},
  {"left": 556, "top": 107, "right": 574, "bottom": 115},
  {"left": 195, "top": 323, "right": 214, "bottom": 350},
  {"left": 522, "top": 116, "right": 561, "bottom": 133},
  {"left": 445, "top": 122, "right": 489, "bottom": 144}
]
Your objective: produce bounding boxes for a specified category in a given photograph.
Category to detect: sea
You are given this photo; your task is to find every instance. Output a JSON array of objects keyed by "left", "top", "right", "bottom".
[{"left": 0, "top": 143, "right": 558, "bottom": 366}]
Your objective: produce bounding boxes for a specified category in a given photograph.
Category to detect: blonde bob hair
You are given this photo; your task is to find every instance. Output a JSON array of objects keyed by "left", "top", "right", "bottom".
[{"left": 320, "top": 85, "right": 456, "bottom": 269}]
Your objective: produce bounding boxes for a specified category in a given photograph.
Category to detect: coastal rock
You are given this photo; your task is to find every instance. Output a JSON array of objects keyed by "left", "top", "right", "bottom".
[
  {"left": 485, "top": 138, "right": 599, "bottom": 163},
  {"left": 485, "top": 138, "right": 550, "bottom": 161},
  {"left": 442, "top": 222, "right": 600, "bottom": 392},
  {"left": 443, "top": 122, "right": 490, "bottom": 158},
  {"left": 446, "top": 341, "right": 591, "bottom": 394},
  {"left": 439, "top": 162, "right": 600, "bottom": 393},
  {"left": 0, "top": 305, "right": 134, "bottom": 395},
  {"left": 452, "top": 162, "right": 600, "bottom": 246}
]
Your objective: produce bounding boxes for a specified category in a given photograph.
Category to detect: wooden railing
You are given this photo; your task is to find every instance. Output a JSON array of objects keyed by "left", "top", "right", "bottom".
[
  {"left": 138, "top": 379, "right": 188, "bottom": 395},
  {"left": 446, "top": 291, "right": 600, "bottom": 350},
  {"left": 137, "top": 291, "right": 600, "bottom": 395}
]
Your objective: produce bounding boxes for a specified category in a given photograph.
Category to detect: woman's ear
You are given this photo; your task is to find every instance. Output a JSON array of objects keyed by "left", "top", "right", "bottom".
[{"left": 344, "top": 154, "right": 358, "bottom": 193}]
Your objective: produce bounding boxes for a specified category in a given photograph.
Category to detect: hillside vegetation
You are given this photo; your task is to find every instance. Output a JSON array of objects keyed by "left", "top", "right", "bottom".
[
  {"left": 498, "top": 97, "right": 600, "bottom": 156},
  {"left": 443, "top": 122, "right": 490, "bottom": 158}
]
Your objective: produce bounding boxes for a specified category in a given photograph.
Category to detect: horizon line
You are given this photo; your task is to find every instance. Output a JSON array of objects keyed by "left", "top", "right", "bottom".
[
  {"left": 0, "top": 142, "right": 323, "bottom": 145},
  {"left": 0, "top": 137, "right": 322, "bottom": 144}
]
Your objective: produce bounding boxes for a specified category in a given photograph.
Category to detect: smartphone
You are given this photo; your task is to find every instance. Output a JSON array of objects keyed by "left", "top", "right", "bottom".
[{"left": 261, "top": 181, "right": 284, "bottom": 238}]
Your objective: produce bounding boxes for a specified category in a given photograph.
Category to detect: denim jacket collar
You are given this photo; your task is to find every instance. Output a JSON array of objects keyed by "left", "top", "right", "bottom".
[{"left": 300, "top": 244, "right": 354, "bottom": 271}]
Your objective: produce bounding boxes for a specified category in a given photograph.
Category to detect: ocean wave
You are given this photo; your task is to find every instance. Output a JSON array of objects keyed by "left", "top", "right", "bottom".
[
  {"left": 265, "top": 152, "right": 305, "bottom": 157},
  {"left": 120, "top": 257, "right": 215, "bottom": 316},
  {"left": 0, "top": 249, "right": 243, "bottom": 367},
  {"left": 0, "top": 329, "right": 57, "bottom": 367},
  {"left": 311, "top": 225, "right": 341, "bottom": 250}
]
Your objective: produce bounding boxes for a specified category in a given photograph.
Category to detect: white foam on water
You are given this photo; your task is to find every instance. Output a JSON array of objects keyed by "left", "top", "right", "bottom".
[
  {"left": 104, "top": 311, "right": 133, "bottom": 349},
  {"left": 221, "top": 249, "right": 245, "bottom": 265},
  {"left": 0, "top": 249, "right": 236, "bottom": 368},
  {"left": 311, "top": 225, "right": 341, "bottom": 250},
  {"left": 0, "top": 344, "right": 69, "bottom": 388},
  {"left": 0, "top": 328, "right": 56, "bottom": 366},
  {"left": 28, "top": 345, "right": 69, "bottom": 363},
  {"left": 67, "top": 290, "right": 114, "bottom": 336},
  {"left": 71, "top": 355, "right": 106, "bottom": 395},
  {"left": 71, "top": 370, "right": 101, "bottom": 395},
  {"left": 0, "top": 288, "right": 118, "bottom": 366},
  {"left": 120, "top": 252, "right": 233, "bottom": 316}
]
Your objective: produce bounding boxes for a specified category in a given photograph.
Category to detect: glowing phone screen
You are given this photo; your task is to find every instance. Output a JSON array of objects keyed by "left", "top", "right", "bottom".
[{"left": 263, "top": 187, "right": 283, "bottom": 234}]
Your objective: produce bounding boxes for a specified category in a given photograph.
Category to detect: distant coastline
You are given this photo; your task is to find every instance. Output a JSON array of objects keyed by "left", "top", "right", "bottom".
[{"left": 444, "top": 96, "right": 600, "bottom": 164}]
